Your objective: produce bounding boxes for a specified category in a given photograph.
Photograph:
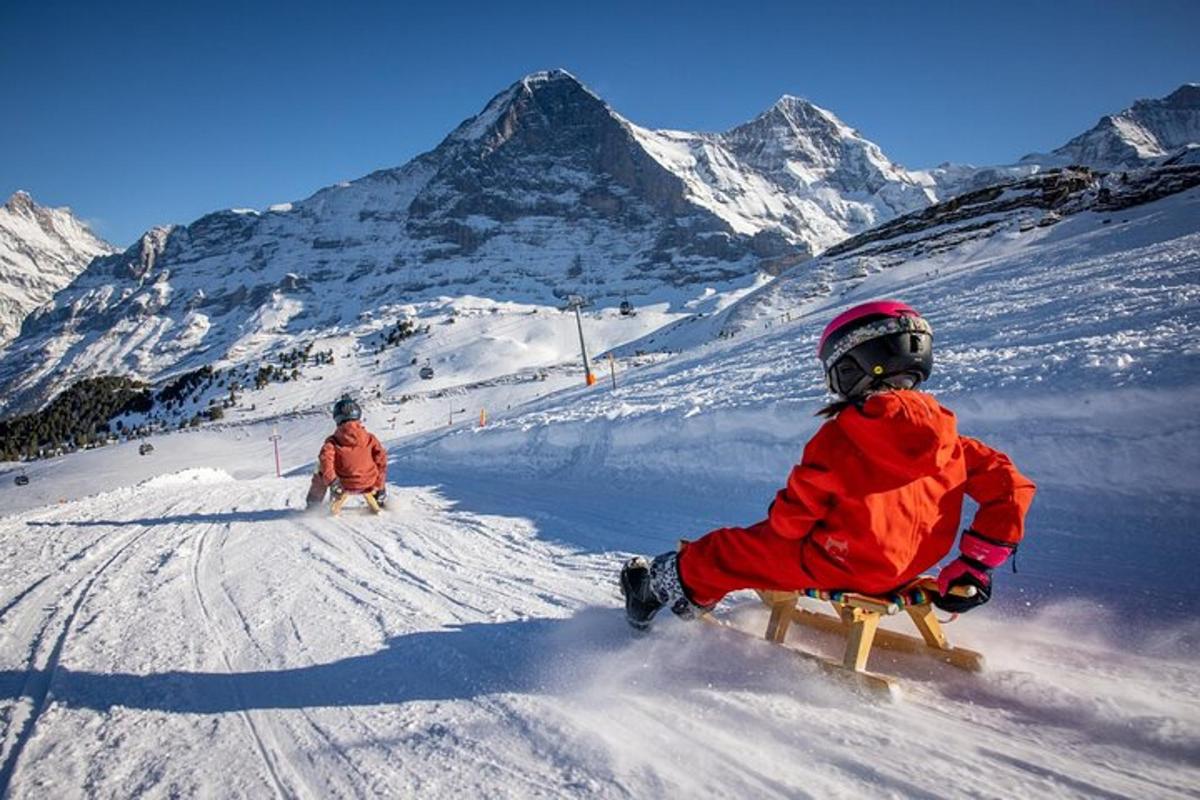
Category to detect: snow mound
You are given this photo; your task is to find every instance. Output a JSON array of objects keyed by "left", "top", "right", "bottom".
[{"left": 138, "top": 467, "right": 235, "bottom": 489}]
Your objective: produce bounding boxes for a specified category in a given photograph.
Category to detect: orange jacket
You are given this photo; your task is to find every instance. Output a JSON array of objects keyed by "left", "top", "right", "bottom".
[
  {"left": 763, "top": 390, "right": 1035, "bottom": 594},
  {"left": 318, "top": 421, "right": 388, "bottom": 492}
]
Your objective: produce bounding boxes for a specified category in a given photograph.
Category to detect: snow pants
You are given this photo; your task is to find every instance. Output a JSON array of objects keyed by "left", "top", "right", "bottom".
[{"left": 677, "top": 520, "right": 830, "bottom": 608}]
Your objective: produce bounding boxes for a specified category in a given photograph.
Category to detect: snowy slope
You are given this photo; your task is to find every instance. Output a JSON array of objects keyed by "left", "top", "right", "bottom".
[
  {"left": 406, "top": 180, "right": 1200, "bottom": 612},
  {"left": 0, "top": 171, "right": 1197, "bottom": 796},
  {"left": 0, "top": 192, "right": 114, "bottom": 347}
]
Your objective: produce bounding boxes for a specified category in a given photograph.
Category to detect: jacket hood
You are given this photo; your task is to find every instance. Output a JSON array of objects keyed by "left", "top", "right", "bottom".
[
  {"left": 333, "top": 420, "right": 365, "bottom": 446},
  {"left": 835, "top": 390, "right": 958, "bottom": 479}
]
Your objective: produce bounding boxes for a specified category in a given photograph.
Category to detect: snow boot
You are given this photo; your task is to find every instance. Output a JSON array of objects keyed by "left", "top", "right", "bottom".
[{"left": 620, "top": 551, "right": 709, "bottom": 630}]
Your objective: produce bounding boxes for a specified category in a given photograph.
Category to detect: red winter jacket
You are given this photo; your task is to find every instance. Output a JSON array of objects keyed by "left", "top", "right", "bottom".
[
  {"left": 745, "top": 390, "right": 1034, "bottom": 595},
  {"left": 318, "top": 421, "right": 388, "bottom": 493}
]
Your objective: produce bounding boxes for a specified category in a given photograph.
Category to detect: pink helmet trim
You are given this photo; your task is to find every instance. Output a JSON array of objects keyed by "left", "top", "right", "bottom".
[{"left": 818, "top": 299, "right": 922, "bottom": 356}]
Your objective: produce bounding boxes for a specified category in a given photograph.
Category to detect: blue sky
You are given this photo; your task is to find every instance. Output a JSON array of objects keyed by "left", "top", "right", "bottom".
[{"left": 2, "top": 0, "right": 1197, "bottom": 246}]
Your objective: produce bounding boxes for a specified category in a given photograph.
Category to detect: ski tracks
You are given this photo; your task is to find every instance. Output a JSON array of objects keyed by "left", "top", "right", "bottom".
[
  {"left": 188, "top": 521, "right": 301, "bottom": 798},
  {"left": 0, "top": 492, "right": 180, "bottom": 797}
]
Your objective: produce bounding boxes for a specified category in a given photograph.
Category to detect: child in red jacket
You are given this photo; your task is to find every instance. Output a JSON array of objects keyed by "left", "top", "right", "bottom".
[
  {"left": 306, "top": 394, "right": 389, "bottom": 510},
  {"left": 621, "top": 300, "right": 1035, "bottom": 628}
]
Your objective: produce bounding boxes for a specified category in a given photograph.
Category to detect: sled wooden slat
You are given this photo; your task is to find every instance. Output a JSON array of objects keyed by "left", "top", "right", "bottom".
[
  {"left": 330, "top": 492, "right": 382, "bottom": 516},
  {"left": 839, "top": 605, "right": 882, "bottom": 672},
  {"left": 753, "top": 580, "right": 986, "bottom": 675},
  {"left": 698, "top": 613, "right": 898, "bottom": 698}
]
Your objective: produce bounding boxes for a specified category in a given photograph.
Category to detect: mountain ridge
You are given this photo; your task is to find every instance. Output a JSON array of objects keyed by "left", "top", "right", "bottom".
[
  {"left": 0, "top": 70, "right": 932, "bottom": 415},
  {"left": 0, "top": 191, "right": 115, "bottom": 346}
]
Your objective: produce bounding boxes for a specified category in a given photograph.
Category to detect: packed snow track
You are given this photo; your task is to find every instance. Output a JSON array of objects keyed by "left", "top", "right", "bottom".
[{"left": 0, "top": 465, "right": 1196, "bottom": 798}]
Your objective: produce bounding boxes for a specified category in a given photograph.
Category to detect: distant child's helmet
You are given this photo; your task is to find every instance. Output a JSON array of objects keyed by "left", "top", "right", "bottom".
[
  {"left": 332, "top": 394, "right": 362, "bottom": 425},
  {"left": 817, "top": 300, "right": 933, "bottom": 398}
]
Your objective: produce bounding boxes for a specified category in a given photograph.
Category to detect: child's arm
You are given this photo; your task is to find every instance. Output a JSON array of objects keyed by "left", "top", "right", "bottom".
[
  {"left": 960, "top": 436, "right": 1037, "bottom": 545},
  {"left": 764, "top": 436, "right": 836, "bottom": 540},
  {"left": 370, "top": 435, "right": 388, "bottom": 490},
  {"left": 936, "top": 437, "right": 1036, "bottom": 612},
  {"left": 318, "top": 439, "right": 338, "bottom": 484}
]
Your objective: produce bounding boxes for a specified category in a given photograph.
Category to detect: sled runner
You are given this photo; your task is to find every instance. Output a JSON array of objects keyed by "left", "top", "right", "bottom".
[
  {"left": 330, "top": 491, "right": 382, "bottom": 516},
  {"left": 701, "top": 577, "right": 982, "bottom": 698}
]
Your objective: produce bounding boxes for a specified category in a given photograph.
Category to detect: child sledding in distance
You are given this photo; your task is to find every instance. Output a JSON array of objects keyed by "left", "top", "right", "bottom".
[
  {"left": 306, "top": 394, "right": 389, "bottom": 511},
  {"left": 620, "top": 300, "right": 1036, "bottom": 628}
]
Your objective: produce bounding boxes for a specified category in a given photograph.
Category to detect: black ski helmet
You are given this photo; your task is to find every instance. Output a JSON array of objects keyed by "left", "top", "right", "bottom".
[
  {"left": 332, "top": 394, "right": 361, "bottom": 425},
  {"left": 817, "top": 300, "right": 933, "bottom": 398}
]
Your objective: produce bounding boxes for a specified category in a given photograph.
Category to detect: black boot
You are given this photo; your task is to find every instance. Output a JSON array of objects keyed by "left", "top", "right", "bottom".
[{"left": 619, "top": 552, "right": 708, "bottom": 630}]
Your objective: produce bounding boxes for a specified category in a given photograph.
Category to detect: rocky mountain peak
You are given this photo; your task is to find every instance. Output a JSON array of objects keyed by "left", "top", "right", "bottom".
[
  {"left": 1029, "top": 84, "right": 1200, "bottom": 168},
  {"left": 448, "top": 68, "right": 611, "bottom": 149},
  {"left": 1145, "top": 83, "right": 1200, "bottom": 111},
  {"left": 4, "top": 190, "right": 36, "bottom": 214},
  {"left": 728, "top": 95, "right": 842, "bottom": 142},
  {"left": 518, "top": 68, "right": 583, "bottom": 92},
  {"left": 767, "top": 94, "right": 833, "bottom": 123}
]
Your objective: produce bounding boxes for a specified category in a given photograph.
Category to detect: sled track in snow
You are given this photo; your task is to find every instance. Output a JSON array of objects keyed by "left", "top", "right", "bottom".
[
  {"left": 0, "top": 524, "right": 158, "bottom": 798},
  {"left": 189, "top": 522, "right": 300, "bottom": 799},
  {"left": 187, "top": 510, "right": 385, "bottom": 798}
]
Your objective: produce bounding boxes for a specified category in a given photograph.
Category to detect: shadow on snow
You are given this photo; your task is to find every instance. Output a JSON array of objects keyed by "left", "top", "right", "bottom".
[
  {"left": 26, "top": 508, "right": 304, "bottom": 528},
  {"left": 0, "top": 607, "right": 821, "bottom": 714}
]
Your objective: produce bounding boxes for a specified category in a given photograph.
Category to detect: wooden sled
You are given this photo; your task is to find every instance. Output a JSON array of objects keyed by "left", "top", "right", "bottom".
[
  {"left": 330, "top": 491, "right": 382, "bottom": 516},
  {"left": 702, "top": 577, "right": 983, "bottom": 698}
]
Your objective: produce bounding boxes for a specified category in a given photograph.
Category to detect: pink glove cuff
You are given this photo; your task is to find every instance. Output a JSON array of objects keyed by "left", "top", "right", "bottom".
[
  {"left": 937, "top": 559, "right": 989, "bottom": 596},
  {"left": 960, "top": 530, "right": 1015, "bottom": 569}
]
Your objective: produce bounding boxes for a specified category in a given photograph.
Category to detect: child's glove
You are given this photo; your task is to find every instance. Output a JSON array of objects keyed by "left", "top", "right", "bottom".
[
  {"left": 373, "top": 487, "right": 387, "bottom": 507},
  {"left": 328, "top": 478, "right": 344, "bottom": 497},
  {"left": 934, "top": 530, "right": 1017, "bottom": 614}
]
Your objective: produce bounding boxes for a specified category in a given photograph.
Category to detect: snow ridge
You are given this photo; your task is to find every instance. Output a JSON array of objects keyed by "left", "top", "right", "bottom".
[
  {"left": 1037, "top": 83, "right": 1200, "bottom": 168},
  {"left": 628, "top": 95, "right": 935, "bottom": 257},
  {"left": 0, "top": 191, "right": 114, "bottom": 346}
]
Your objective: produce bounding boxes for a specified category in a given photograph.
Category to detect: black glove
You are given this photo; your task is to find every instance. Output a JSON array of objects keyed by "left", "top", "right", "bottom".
[
  {"left": 373, "top": 487, "right": 387, "bottom": 507},
  {"left": 932, "top": 562, "right": 992, "bottom": 613},
  {"left": 933, "top": 530, "right": 1016, "bottom": 613},
  {"left": 328, "top": 478, "right": 344, "bottom": 497}
]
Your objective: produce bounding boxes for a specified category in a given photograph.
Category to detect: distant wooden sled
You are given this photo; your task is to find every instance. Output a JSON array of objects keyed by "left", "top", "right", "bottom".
[
  {"left": 330, "top": 491, "right": 382, "bottom": 516},
  {"left": 701, "top": 577, "right": 983, "bottom": 698}
]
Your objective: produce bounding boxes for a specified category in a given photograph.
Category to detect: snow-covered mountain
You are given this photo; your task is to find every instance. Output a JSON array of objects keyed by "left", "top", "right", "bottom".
[
  {"left": 0, "top": 191, "right": 114, "bottom": 347},
  {"left": 0, "top": 70, "right": 932, "bottom": 416},
  {"left": 630, "top": 95, "right": 935, "bottom": 254},
  {"left": 1028, "top": 83, "right": 1200, "bottom": 168},
  {"left": 926, "top": 84, "right": 1200, "bottom": 198}
]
